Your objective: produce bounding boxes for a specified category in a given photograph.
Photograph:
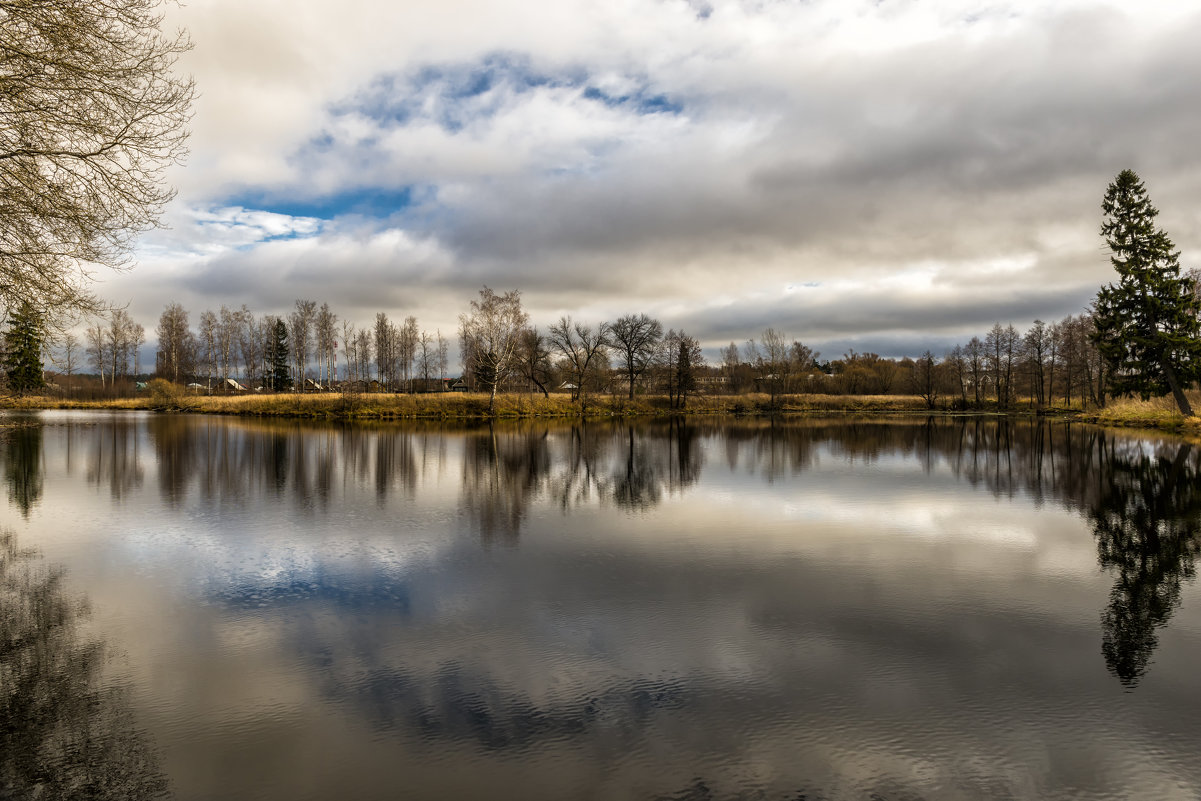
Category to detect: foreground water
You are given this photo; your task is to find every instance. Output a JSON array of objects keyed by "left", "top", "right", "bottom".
[{"left": 2, "top": 412, "right": 1201, "bottom": 800}]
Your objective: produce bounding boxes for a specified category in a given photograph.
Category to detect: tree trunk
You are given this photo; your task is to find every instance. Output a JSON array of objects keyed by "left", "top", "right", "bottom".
[{"left": 1161, "top": 361, "right": 1194, "bottom": 416}]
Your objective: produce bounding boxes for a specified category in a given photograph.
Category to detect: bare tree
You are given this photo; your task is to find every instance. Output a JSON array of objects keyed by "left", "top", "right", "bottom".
[
  {"left": 661, "top": 330, "right": 703, "bottom": 409},
  {"left": 289, "top": 300, "right": 316, "bottom": 390},
  {"left": 609, "top": 313, "right": 662, "bottom": 399},
  {"left": 155, "top": 302, "right": 192, "bottom": 383},
  {"left": 912, "top": 351, "right": 940, "bottom": 409},
  {"left": 85, "top": 321, "right": 106, "bottom": 387},
  {"left": 985, "top": 323, "right": 1005, "bottom": 406},
  {"left": 788, "top": 340, "right": 818, "bottom": 392},
  {"left": 197, "top": 309, "right": 216, "bottom": 390},
  {"left": 1024, "top": 319, "right": 1050, "bottom": 408},
  {"left": 237, "top": 306, "right": 260, "bottom": 387},
  {"left": 965, "top": 336, "right": 985, "bottom": 405},
  {"left": 458, "top": 286, "right": 528, "bottom": 413},
  {"left": 946, "top": 345, "right": 967, "bottom": 404},
  {"left": 60, "top": 332, "right": 79, "bottom": 380},
  {"left": 721, "top": 342, "right": 742, "bottom": 392},
  {"left": 417, "top": 330, "right": 434, "bottom": 391},
  {"left": 400, "top": 316, "right": 418, "bottom": 393},
  {"left": 548, "top": 316, "right": 610, "bottom": 403},
  {"left": 315, "top": 303, "right": 337, "bottom": 388},
  {"left": 757, "top": 328, "right": 792, "bottom": 406},
  {"left": 436, "top": 330, "right": 449, "bottom": 389},
  {"left": 131, "top": 321, "right": 145, "bottom": 377},
  {"left": 0, "top": 0, "right": 194, "bottom": 319},
  {"left": 216, "top": 306, "right": 237, "bottom": 383},
  {"left": 374, "top": 312, "right": 391, "bottom": 388},
  {"left": 341, "top": 320, "right": 356, "bottom": 383},
  {"left": 355, "top": 327, "right": 372, "bottom": 386},
  {"left": 516, "top": 327, "right": 553, "bottom": 397},
  {"left": 106, "top": 309, "right": 136, "bottom": 384}
]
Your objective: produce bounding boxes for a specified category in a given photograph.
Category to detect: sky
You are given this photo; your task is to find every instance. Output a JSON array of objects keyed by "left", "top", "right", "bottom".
[{"left": 104, "top": 0, "right": 1201, "bottom": 361}]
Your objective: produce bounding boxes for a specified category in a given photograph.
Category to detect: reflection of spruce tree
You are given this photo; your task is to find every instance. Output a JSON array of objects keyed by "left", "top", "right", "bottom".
[
  {"left": 0, "top": 528, "right": 169, "bottom": 798},
  {"left": 1090, "top": 444, "right": 1201, "bottom": 687},
  {"left": 4, "top": 424, "right": 43, "bottom": 518}
]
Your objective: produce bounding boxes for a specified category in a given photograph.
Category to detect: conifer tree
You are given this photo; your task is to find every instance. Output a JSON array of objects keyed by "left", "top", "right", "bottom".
[
  {"left": 266, "top": 318, "right": 291, "bottom": 391},
  {"left": 3, "top": 303, "right": 45, "bottom": 395},
  {"left": 1092, "top": 170, "right": 1201, "bottom": 416}
]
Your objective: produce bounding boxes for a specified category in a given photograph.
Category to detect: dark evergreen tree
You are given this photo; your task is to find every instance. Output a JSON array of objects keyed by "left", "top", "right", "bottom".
[
  {"left": 2, "top": 302, "right": 45, "bottom": 395},
  {"left": 266, "top": 318, "right": 291, "bottom": 391},
  {"left": 1092, "top": 169, "right": 1201, "bottom": 415}
]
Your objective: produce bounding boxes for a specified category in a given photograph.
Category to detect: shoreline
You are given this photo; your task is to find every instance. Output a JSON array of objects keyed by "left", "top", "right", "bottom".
[{"left": 2, "top": 390, "right": 1198, "bottom": 434}]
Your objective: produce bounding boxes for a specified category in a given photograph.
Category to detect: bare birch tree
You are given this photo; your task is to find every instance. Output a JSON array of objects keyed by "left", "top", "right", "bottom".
[
  {"left": 458, "top": 287, "right": 527, "bottom": 413},
  {"left": 155, "top": 302, "right": 192, "bottom": 383}
]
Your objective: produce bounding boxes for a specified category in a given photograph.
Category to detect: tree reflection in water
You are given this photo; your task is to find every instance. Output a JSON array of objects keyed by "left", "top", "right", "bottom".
[
  {"left": 0, "top": 527, "right": 169, "bottom": 799},
  {"left": 458, "top": 420, "right": 706, "bottom": 542},
  {"left": 135, "top": 415, "right": 1201, "bottom": 687},
  {"left": 1088, "top": 441, "right": 1201, "bottom": 688},
  {"left": 4, "top": 424, "right": 43, "bottom": 518}
]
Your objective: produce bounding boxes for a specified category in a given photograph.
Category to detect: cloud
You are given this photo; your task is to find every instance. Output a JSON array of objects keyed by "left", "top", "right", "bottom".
[{"left": 108, "top": 0, "right": 1201, "bottom": 357}]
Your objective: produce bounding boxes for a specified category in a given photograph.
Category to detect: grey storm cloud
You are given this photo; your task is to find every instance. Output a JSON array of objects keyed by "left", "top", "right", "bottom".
[{"left": 107, "top": 0, "right": 1201, "bottom": 356}]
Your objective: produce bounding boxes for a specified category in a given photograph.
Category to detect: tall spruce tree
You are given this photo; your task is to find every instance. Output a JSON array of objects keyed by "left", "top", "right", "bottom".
[
  {"left": 266, "top": 318, "right": 291, "bottom": 391},
  {"left": 3, "top": 303, "right": 45, "bottom": 395},
  {"left": 1092, "top": 170, "right": 1201, "bottom": 416}
]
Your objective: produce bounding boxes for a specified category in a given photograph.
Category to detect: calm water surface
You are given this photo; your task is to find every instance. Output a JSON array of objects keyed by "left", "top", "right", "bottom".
[{"left": 3, "top": 412, "right": 1201, "bottom": 800}]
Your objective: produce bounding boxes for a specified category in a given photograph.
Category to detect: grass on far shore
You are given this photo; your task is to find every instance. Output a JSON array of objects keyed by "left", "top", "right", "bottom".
[
  {"left": 5, "top": 384, "right": 1201, "bottom": 432},
  {"left": 0, "top": 388, "right": 934, "bottom": 419}
]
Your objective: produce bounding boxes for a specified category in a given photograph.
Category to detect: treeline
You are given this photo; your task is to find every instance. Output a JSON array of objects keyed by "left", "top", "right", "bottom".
[
  {"left": 32, "top": 286, "right": 1106, "bottom": 414},
  {"left": 151, "top": 301, "right": 452, "bottom": 393},
  {"left": 719, "top": 314, "right": 1104, "bottom": 410}
]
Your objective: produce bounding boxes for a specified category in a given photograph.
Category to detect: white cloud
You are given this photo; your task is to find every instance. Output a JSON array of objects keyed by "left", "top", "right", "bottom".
[{"left": 107, "top": 0, "right": 1201, "bottom": 354}]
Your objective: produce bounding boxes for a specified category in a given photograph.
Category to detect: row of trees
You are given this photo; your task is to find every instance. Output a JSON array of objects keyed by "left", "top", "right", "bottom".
[
  {"left": 153, "top": 300, "right": 452, "bottom": 392},
  {"left": 456, "top": 287, "right": 706, "bottom": 412}
]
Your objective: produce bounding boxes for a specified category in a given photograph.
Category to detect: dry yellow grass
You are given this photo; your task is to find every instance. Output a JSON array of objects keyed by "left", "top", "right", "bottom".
[
  {"left": 0, "top": 389, "right": 937, "bottom": 419},
  {"left": 1085, "top": 391, "right": 1201, "bottom": 431},
  {"left": 12, "top": 386, "right": 1201, "bottom": 437}
]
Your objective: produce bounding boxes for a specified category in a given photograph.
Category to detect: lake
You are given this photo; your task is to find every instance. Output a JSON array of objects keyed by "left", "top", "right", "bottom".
[{"left": 3, "top": 412, "right": 1201, "bottom": 800}]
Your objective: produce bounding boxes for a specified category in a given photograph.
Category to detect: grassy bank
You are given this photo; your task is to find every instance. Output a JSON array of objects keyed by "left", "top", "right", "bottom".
[
  {"left": 0, "top": 390, "right": 933, "bottom": 419},
  {"left": 5, "top": 387, "right": 1200, "bottom": 432},
  {"left": 1080, "top": 392, "right": 1201, "bottom": 433}
]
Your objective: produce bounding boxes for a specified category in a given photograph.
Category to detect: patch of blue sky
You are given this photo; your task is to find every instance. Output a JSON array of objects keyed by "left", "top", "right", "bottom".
[
  {"left": 338, "top": 52, "right": 684, "bottom": 135},
  {"left": 235, "top": 186, "right": 419, "bottom": 222},
  {"left": 581, "top": 86, "right": 684, "bottom": 116}
]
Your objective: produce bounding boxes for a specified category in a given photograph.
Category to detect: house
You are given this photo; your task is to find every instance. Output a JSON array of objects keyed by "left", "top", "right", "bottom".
[{"left": 221, "top": 377, "right": 247, "bottom": 392}]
